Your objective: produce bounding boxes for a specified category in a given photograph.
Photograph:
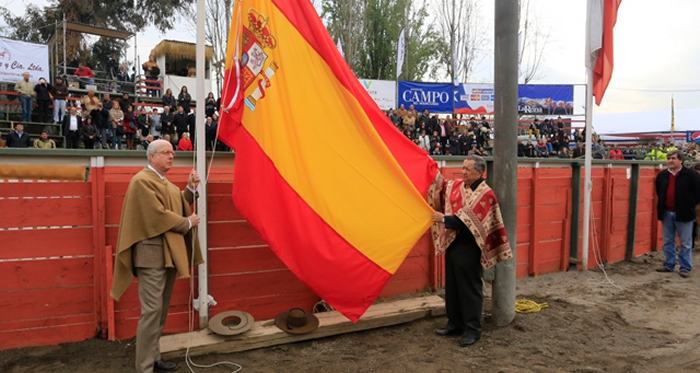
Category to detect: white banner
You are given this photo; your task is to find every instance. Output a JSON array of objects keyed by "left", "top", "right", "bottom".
[
  {"left": 359, "top": 79, "right": 396, "bottom": 111},
  {"left": 396, "top": 29, "right": 405, "bottom": 79},
  {"left": 0, "top": 38, "right": 50, "bottom": 83}
]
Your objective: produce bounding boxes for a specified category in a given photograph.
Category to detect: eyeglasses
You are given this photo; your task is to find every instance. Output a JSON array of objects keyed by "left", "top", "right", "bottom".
[{"left": 156, "top": 150, "right": 176, "bottom": 157}]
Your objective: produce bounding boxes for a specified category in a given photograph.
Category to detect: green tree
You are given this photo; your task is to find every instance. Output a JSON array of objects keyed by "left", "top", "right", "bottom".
[{"left": 322, "top": 0, "right": 365, "bottom": 73}]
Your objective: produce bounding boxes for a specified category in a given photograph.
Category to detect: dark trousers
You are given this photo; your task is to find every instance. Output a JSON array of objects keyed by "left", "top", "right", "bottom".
[
  {"left": 444, "top": 242, "right": 483, "bottom": 336},
  {"left": 84, "top": 138, "right": 95, "bottom": 149},
  {"left": 65, "top": 130, "right": 80, "bottom": 149}
]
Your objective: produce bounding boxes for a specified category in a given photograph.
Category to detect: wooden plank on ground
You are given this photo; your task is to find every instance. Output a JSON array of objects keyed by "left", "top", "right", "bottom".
[{"left": 160, "top": 294, "right": 445, "bottom": 359}]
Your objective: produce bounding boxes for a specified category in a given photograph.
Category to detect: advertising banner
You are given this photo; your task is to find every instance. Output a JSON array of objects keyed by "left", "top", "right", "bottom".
[
  {"left": 454, "top": 83, "right": 495, "bottom": 115},
  {"left": 0, "top": 38, "right": 50, "bottom": 83},
  {"left": 358, "top": 79, "right": 396, "bottom": 110},
  {"left": 518, "top": 84, "right": 574, "bottom": 115},
  {"left": 687, "top": 131, "right": 700, "bottom": 142},
  {"left": 398, "top": 81, "right": 453, "bottom": 113}
]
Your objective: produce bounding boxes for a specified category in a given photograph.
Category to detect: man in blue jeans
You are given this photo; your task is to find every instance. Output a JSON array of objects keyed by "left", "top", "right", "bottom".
[
  {"left": 655, "top": 150, "right": 700, "bottom": 278},
  {"left": 15, "top": 72, "right": 36, "bottom": 122}
]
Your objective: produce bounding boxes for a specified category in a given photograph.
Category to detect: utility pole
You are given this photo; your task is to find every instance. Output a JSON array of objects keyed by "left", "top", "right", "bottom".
[{"left": 492, "top": 0, "right": 518, "bottom": 327}]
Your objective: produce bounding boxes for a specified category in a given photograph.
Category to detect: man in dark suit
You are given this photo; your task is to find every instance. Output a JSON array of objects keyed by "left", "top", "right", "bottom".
[
  {"left": 62, "top": 106, "right": 82, "bottom": 149},
  {"left": 5, "top": 123, "right": 31, "bottom": 148}
]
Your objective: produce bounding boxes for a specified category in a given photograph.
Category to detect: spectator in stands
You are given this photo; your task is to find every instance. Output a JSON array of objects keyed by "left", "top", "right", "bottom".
[
  {"left": 205, "top": 92, "right": 217, "bottom": 118},
  {"left": 116, "top": 64, "right": 130, "bottom": 93},
  {"left": 119, "top": 93, "right": 133, "bottom": 113},
  {"left": 173, "top": 105, "right": 188, "bottom": 142},
  {"left": 102, "top": 93, "right": 113, "bottom": 110},
  {"left": 107, "top": 55, "right": 119, "bottom": 81},
  {"left": 138, "top": 134, "right": 154, "bottom": 151},
  {"left": 407, "top": 104, "right": 418, "bottom": 119},
  {"left": 33, "top": 77, "right": 52, "bottom": 123},
  {"left": 529, "top": 118, "right": 539, "bottom": 138},
  {"left": 178, "top": 132, "right": 193, "bottom": 151},
  {"left": 109, "top": 100, "right": 124, "bottom": 150},
  {"left": 91, "top": 101, "right": 110, "bottom": 150},
  {"left": 432, "top": 142, "right": 443, "bottom": 155},
  {"left": 5, "top": 123, "right": 31, "bottom": 147},
  {"left": 33, "top": 130, "right": 56, "bottom": 149},
  {"left": 417, "top": 129, "right": 430, "bottom": 152},
  {"left": 536, "top": 138, "right": 550, "bottom": 157},
  {"left": 558, "top": 146, "right": 571, "bottom": 159},
  {"left": 517, "top": 139, "right": 530, "bottom": 157},
  {"left": 204, "top": 116, "right": 216, "bottom": 151},
  {"left": 81, "top": 89, "right": 100, "bottom": 117},
  {"left": 15, "top": 72, "right": 36, "bottom": 122},
  {"left": 402, "top": 110, "right": 416, "bottom": 133},
  {"left": 609, "top": 144, "right": 624, "bottom": 160},
  {"left": 150, "top": 108, "right": 161, "bottom": 140},
  {"left": 73, "top": 63, "right": 95, "bottom": 88},
  {"left": 163, "top": 133, "right": 177, "bottom": 150},
  {"left": 592, "top": 138, "right": 606, "bottom": 159},
  {"left": 178, "top": 86, "right": 192, "bottom": 114},
  {"left": 81, "top": 116, "right": 98, "bottom": 149},
  {"left": 187, "top": 108, "right": 197, "bottom": 146},
  {"left": 449, "top": 129, "right": 460, "bottom": 156},
  {"left": 459, "top": 128, "right": 473, "bottom": 156},
  {"left": 572, "top": 141, "right": 585, "bottom": 158},
  {"left": 63, "top": 106, "right": 82, "bottom": 149},
  {"left": 162, "top": 88, "right": 175, "bottom": 110},
  {"left": 438, "top": 116, "right": 454, "bottom": 150},
  {"left": 136, "top": 108, "right": 151, "bottom": 142},
  {"left": 123, "top": 105, "right": 137, "bottom": 150},
  {"left": 142, "top": 54, "right": 161, "bottom": 97},
  {"left": 396, "top": 104, "right": 407, "bottom": 118},
  {"left": 161, "top": 105, "right": 175, "bottom": 139},
  {"left": 51, "top": 77, "right": 69, "bottom": 124}
]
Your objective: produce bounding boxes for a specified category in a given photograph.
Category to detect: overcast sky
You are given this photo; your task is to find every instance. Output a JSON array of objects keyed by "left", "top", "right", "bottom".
[{"left": 4, "top": 0, "right": 698, "bottom": 117}]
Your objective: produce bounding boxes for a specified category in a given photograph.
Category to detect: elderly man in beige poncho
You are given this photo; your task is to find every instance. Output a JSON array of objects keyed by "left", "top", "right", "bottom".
[{"left": 110, "top": 139, "right": 204, "bottom": 373}]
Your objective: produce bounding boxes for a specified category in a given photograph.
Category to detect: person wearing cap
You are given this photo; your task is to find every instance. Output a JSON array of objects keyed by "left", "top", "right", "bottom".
[
  {"left": 110, "top": 140, "right": 203, "bottom": 373},
  {"left": 33, "top": 130, "right": 56, "bottom": 149},
  {"left": 429, "top": 155, "right": 512, "bottom": 347},
  {"left": 5, "top": 123, "right": 31, "bottom": 148}
]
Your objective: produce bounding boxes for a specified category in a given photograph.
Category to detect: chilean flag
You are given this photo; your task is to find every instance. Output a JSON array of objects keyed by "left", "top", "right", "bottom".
[
  {"left": 217, "top": 0, "right": 437, "bottom": 322},
  {"left": 586, "top": 0, "right": 622, "bottom": 106}
]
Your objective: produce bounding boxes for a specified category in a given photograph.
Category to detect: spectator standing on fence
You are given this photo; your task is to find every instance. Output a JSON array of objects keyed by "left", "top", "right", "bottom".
[
  {"left": 177, "top": 86, "right": 192, "bottom": 114},
  {"left": 109, "top": 100, "right": 124, "bottom": 150},
  {"left": 73, "top": 63, "right": 95, "bottom": 88},
  {"left": 51, "top": 77, "right": 69, "bottom": 124},
  {"left": 655, "top": 150, "right": 700, "bottom": 278},
  {"left": 63, "top": 106, "right": 82, "bottom": 149},
  {"left": 33, "top": 130, "right": 56, "bottom": 149},
  {"left": 5, "top": 123, "right": 31, "bottom": 148},
  {"left": 15, "top": 72, "right": 36, "bottom": 122},
  {"left": 33, "top": 77, "right": 52, "bottom": 123},
  {"left": 110, "top": 140, "right": 202, "bottom": 373}
]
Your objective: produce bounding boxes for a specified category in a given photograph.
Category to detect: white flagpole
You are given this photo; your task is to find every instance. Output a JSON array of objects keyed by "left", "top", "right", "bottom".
[
  {"left": 583, "top": 70, "right": 593, "bottom": 271},
  {"left": 196, "top": 0, "right": 209, "bottom": 327}
]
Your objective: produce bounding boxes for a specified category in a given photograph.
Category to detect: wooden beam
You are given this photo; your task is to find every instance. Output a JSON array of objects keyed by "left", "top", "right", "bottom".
[{"left": 160, "top": 295, "right": 445, "bottom": 359}]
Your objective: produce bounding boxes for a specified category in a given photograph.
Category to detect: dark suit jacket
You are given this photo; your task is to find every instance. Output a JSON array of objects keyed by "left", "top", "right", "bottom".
[
  {"left": 5, "top": 131, "right": 31, "bottom": 147},
  {"left": 63, "top": 114, "right": 82, "bottom": 134}
]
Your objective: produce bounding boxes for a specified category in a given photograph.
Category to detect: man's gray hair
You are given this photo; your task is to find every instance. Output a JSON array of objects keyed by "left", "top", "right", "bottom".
[
  {"left": 146, "top": 140, "right": 159, "bottom": 161},
  {"left": 464, "top": 154, "right": 486, "bottom": 173},
  {"left": 668, "top": 149, "right": 685, "bottom": 161}
]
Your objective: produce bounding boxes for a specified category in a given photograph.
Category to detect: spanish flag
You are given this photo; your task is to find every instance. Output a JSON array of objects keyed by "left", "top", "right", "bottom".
[{"left": 217, "top": 0, "right": 437, "bottom": 322}]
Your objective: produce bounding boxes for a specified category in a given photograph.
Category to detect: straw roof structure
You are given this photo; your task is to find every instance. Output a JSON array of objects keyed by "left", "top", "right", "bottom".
[{"left": 150, "top": 40, "right": 214, "bottom": 62}]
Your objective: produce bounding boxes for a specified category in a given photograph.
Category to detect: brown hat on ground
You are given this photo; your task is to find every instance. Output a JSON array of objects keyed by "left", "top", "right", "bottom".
[
  {"left": 209, "top": 310, "right": 254, "bottom": 336},
  {"left": 274, "top": 308, "right": 319, "bottom": 334}
]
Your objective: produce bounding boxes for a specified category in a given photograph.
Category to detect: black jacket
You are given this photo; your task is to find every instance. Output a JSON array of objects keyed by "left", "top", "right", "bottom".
[
  {"left": 62, "top": 114, "right": 82, "bottom": 134},
  {"left": 5, "top": 131, "right": 31, "bottom": 147},
  {"left": 655, "top": 166, "right": 700, "bottom": 222}
]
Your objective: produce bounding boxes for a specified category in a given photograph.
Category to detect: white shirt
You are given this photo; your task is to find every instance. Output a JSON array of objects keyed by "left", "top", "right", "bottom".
[{"left": 69, "top": 115, "right": 79, "bottom": 131}]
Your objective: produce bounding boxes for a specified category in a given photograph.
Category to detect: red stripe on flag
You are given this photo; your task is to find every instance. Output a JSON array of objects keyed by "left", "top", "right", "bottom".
[
  {"left": 593, "top": 0, "right": 622, "bottom": 105},
  {"left": 230, "top": 125, "right": 392, "bottom": 322},
  {"left": 270, "top": 0, "right": 437, "bottom": 194}
]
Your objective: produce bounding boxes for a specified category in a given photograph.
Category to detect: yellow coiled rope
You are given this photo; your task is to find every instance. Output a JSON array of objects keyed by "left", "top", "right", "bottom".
[{"left": 515, "top": 299, "right": 549, "bottom": 314}]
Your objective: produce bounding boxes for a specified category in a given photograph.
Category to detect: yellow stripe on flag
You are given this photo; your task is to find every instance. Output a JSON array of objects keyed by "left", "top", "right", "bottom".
[{"left": 238, "top": 3, "right": 432, "bottom": 274}]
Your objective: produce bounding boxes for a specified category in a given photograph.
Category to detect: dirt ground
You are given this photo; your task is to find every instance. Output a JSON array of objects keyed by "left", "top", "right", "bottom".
[{"left": 3, "top": 250, "right": 700, "bottom": 373}]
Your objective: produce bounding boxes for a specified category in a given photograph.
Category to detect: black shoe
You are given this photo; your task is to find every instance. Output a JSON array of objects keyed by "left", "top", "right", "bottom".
[
  {"left": 458, "top": 333, "right": 480, "bottom": 347},
  {"left": 154, "top": 360, "right": 179, "bottom": 372},
  {"left": 680, "top": 271, "right": 691, "bottom": 278},
  {"left": 435, "top": 325, "right": 464, "bottom": 337},
  {"left": 656, "top": 267, "right": 674, "bottom": 273}
]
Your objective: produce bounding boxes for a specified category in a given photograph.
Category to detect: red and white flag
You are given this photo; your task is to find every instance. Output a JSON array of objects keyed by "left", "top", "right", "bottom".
[{"left": 586, "top": 0, "right": 622, "bottom": 105}]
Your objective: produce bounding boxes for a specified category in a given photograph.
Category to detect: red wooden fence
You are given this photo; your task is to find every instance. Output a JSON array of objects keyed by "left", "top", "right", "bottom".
[{"left": 0, "top": 162, "right": 662, "bottom": 350}]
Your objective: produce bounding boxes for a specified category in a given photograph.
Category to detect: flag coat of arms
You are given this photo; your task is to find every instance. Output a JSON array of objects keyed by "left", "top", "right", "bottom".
[{"left": 217, "top": 0, "right": 438, "bottom": 322}]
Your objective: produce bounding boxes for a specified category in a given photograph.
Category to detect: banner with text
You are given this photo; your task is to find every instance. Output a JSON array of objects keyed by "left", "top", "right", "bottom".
[
  {"left": 398, "top": 81, "right": 453, "bottom": 113},
  {"left": 358, "top": 79, "right": 396, "bottom": 110},
  {"left": 517, "top": 84, "right": 574, "bottom": 115},
  {"left": 454, "top": 83, "right": 495, "bottom": 115},
  {"left": 0, "top": 38, "right": 49, "bottom": 83}
]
